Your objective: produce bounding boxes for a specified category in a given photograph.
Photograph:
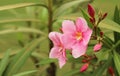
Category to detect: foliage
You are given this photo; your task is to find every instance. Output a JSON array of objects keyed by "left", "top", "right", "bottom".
[{"left": 0, "top": 0, "right": 119, "bottom": 76}]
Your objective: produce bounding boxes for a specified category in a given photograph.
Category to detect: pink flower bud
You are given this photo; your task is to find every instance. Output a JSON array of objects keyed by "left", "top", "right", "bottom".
[
  {"left": 93, "top": 43, "right": 102, "bottom": 52},
  {"left": 88, "top": 4, "right": 95, "bottom": 18},
  {"left": 80, "top": 63, "right": 89, "bottom": 72}
]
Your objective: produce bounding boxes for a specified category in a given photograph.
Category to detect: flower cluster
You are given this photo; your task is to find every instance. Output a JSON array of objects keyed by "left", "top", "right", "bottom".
[{"left": 49, "top": 17, "right": 92, "bottom": 68}]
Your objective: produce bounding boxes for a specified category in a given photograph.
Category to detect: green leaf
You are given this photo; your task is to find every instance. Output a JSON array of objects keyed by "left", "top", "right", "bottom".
[
  {"left": 64, "top": 68, "right": 93, "bottom": 76},
  {"left": 113, "top": 6, "right": 120, "bottom": 53},
  {"left": 81, "top": 8, "right": 93, "bottom": 29},
  {"left": 113, "top": 6, "right": 120, "bottom": 24},
  {"left": 113, "top": 51, "right": 120, "bottom": 75},
  {"left": 95, "top": 49, "right": 109, "bottom": 62},
  {"left": 92, "top": 54, "right": 112, "bottom": 76},
  {"left": 54, "top": 0, "right": 89, "bottom": 18},
  {"left": 4, "top": 37, "right": 46, "bottom": 76},
  {"left": 0, "top": 3, "right": 47, "bottom": 11},
  {"left": 68, "top": 54, "right": 82, "bottom": 63},
  {"left": 37, "top": 58, "right": 57, "bottom": 65},
  {"left": 0, "top": 50, "right": 10, "bottom": 76},
  {"left": 102, "top": 36, "right": 114, "bottom": 49},
  {"left": 0, "top": 18, "right": 40, "bottom": 23},
  {"left": 13, "top": 70, "right": 37, "bottom": 76},
  {"left": 64, "top": 68, "right": 80, "bottom": 76},
  {"left": 0, "top": 27, "right": 46, "bottom": 36},
  {"left": 99, "top": 19, "right": 120, "bottom": 33}
]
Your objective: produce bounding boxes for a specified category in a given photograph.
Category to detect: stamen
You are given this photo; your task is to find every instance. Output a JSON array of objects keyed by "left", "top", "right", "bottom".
[{"left": 76, "top": 32, "right": 82, "bottom": 40}]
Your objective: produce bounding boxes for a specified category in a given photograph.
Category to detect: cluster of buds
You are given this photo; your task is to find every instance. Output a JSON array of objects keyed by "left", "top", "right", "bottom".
[
  {"left": 80, "top": 54, "right": 96, "bottom": 72},
  {"left": 88, "top": 4, "right": 107, "bottom": 26},
  {"left": 80, "top": 4, "right": 108, "bottom": 73},
  {"left": 87, "top": 4, "right": 107, "bottom": 52}
]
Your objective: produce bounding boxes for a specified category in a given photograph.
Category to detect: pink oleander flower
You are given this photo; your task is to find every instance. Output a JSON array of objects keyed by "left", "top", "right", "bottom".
[
  {"left": 49, "top": 32, "right": 67, "bottom": 68},
  {"left": 80, "top": 63, "right": 89, "bottom": 72},
  {"left": 62, "top": 17, "right": 92, "bottom": 58},
  {"left": 93, "top": 43, "right": 102, "bottom": 52}
]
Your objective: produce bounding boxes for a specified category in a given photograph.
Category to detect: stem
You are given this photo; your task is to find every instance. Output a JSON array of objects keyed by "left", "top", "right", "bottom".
[
  {"left": 94, "top": 26, "right": 97, "bottom": 37},
  {"left": 47, "top": 0, "right": 56, "bottom": 76},
  {"left": 48, "top": 0, "right": 53, "bottom": 49}
]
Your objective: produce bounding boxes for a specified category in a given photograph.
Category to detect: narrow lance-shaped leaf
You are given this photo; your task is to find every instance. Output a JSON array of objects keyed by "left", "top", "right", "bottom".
[
  {"left": 13, "top": 70, "right": 37, "bottom": 76},
  {"left": 0, "top": 49, "right": 10, "bottom": 76},
  {"left": 54, "top": 0, "right": 89, "bottom": 18},
  {"left": 81, "top": 8, "right": 93, "bottom": 29},
  {"left": 4, "top": 37, "right": 46, "bottom": 76},
  {"left": 37, "top": 58, "right": 57, "bottom": 65},
  {"left": 64, "top": 68, "right": 80, "bottom": 76},
  {"left": 0, "top": 18, "right": 40, "bottom": 23},
  {"left": 0, "top": 3, "right": 48, "bottom": 11},
  {"left": 92, "top": 54, "right": 112, "bottom": 76},
  {"left": 113, "top": 6, "right": 120, "bottom": 53},
  {"left": 0, "top": 27, "right": 46, "bottom": 36},
  {"left": 113, "top": 51, "right": 120, "bottom": 75},
  {"left": 99, "top": 19, "right": 120, "bottom": 33}
]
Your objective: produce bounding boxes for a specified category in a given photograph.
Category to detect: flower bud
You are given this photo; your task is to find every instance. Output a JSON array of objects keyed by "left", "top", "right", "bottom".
[
  {"left": 88, "top": 4, "right": 95, "bottom": 18},
  {"left": 80, "top": 63, "right": 89, "bottom": 72},
  {"left": 93, "top": 43, "right": 102, "bottom": 52},
  {"left": 102, "top": 13, "right": 107, "bottom": 20},
  {"left": 108, "top": 66, "right": 115, "bottom": 76},
  {"left": 100, "top": 31, "right": 104, "bottom": 36},
  {"left": 90, "top": 17, "right": 95, "bottom": 24},
  {"left": 82, "top": 59, "right": 88, "bottom": 63}
]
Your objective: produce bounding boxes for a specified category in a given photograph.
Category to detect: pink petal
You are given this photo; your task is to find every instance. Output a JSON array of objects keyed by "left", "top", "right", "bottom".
[
  {"left": 62, "top": 49, "right": 66, "bottom": 58},
  {"left": 82, "top": 28, "right": 92, "bottom": 45},
  {"left": 49, "top": 32, "right": 62, "bottom": 46},
  {"left": 58, "top": 54, "right": 66, "bottom": 68},
  {"left": 49, "top": 47, "right": 60, "bottom": 58},
  {"left": 62, "top": 20, "right": 76, "bottom": 34},
  {"left": 76, "top": 17, "right": 88, "bottom": 32},
  {"left": 93, "top": 43, "right": 102, "bottom": 52},
  {"left": 62, "top": 33, "right": 75, "bottom": 49},
  {"left": 72, "top": 43, "right": 87, "bottom": 58}
]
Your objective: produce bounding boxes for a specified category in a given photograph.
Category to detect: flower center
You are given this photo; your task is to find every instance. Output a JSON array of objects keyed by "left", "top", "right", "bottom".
[{"left": 75, "top": 32, "right": 82, "bottom": 40}]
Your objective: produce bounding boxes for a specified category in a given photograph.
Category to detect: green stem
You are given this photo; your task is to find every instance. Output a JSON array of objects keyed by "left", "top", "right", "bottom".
[
  {"left": 47, "top": 0, "right": 56, "bottom": 76},
  {"left": 48, "top": 0, "right": 53, "bottom": 49}
]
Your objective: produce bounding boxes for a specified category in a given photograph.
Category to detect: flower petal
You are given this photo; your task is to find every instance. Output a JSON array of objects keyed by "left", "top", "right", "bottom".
[
  {"left": 72, "top": 43, "right": 87, "bottom": 58},
  {"left": 62, "top": 20, "right": 76, "bottom": 34},
  {"left": 82, "top": 28, "right": 92, "bottom": 45},
  {"left": 62, "top": 33, "right": 75, "bottom": 49},
  {"left": 49, "top": 32, "right": 62, "bottom": 46},
  {"left": 49, "top": 47, "right": 60, "bottom": 58},
  {"left": 76, "top": 17, "right": 88, "bottom": 32},
  {"left": 58, "top": 54, "right": 66, "bottom": 68}
]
